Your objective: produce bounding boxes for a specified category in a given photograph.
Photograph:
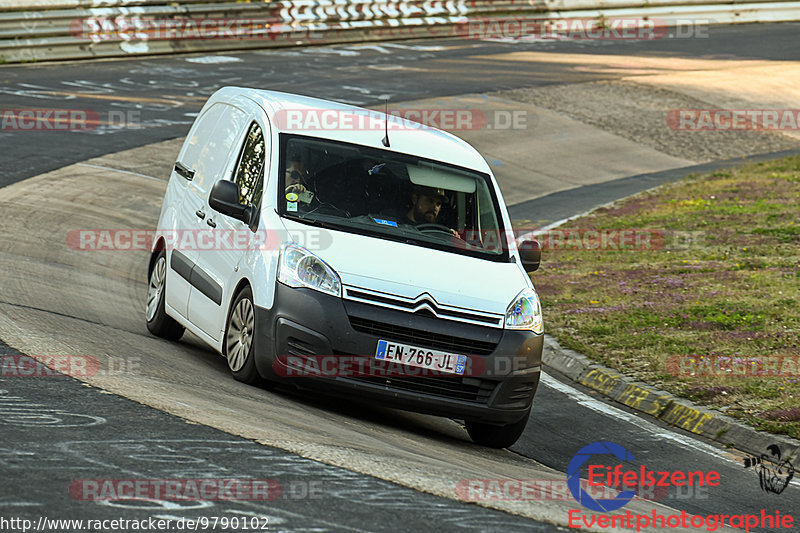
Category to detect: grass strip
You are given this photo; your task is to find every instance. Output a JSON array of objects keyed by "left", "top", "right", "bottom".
[{"left": 530, "top": 155, "right": 800, "bottom": 438}]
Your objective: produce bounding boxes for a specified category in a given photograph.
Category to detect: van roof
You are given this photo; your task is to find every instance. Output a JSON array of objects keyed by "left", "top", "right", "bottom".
[{"left": 212, "top": 87, "right": 492, "bottom": 174}]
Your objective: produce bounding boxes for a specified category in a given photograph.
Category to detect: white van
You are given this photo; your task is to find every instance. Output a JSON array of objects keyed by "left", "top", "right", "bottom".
[{"left": 146, "top": 87, "right": 543, "bottom": 448}]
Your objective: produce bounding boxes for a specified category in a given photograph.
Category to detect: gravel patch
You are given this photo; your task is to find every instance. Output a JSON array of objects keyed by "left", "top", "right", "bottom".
[{"left": 496, "top": 80, "right": 800, "bottom": 163}]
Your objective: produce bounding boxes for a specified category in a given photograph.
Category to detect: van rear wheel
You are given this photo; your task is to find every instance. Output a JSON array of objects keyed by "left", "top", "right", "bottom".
[
  {"left": 145, "top": 250, "right": 185, "bottom": 341},
  {"left": 465, "top": 414, "right": 529, "bottom": 449},
  {"left": 225, "top": 286, "right": 261, "bottom": 385}
]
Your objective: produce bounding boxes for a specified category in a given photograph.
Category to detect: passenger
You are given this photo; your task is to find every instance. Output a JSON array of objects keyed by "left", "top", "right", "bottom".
[{"left": 285, "top": 156, "right": 309, "bottom": 194}]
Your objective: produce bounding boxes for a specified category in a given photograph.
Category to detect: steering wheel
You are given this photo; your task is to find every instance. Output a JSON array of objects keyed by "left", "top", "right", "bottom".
[{"left": 415, "top": 223, "right": 454, "bottom": 235}]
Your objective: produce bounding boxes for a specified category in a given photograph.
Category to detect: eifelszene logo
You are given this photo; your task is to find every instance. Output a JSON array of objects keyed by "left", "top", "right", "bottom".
[
  {"left": 568, "top": 441, "right": 636, "bottom": 512},
  {"left": 567, "top": 442, "right": 795, "bottom": 531},
  {"left": 567, "top": 441, "right": 721, "bottom": 512}
]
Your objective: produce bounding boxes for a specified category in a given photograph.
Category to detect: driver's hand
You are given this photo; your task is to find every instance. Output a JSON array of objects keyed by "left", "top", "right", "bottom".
[
  {"left": 450, "top": 228, "right": 464, "bottom": 240},
  {"left": 286, "top": 184, "right": 307, "bottom": 194}
]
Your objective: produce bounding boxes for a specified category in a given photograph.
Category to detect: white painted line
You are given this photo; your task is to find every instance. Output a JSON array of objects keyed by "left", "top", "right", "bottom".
[
  {"left": 541, "top": 372, "right": 737, "bottom": 463},
  {"left": 515, "top": 206, "right": 603, "bottom": 244},
  {"left": 185, "top": 56, "right": 242, "bottom": 64},
  {"left": 344, "top": 44, "right": 393, "bottom": 54},
  {"left": 514, "top": 183, "right": 651, "bottom": 244},
  {"left": 77, "top": 163, "right": 164, "bottom": 183},
  {"left": 302, "top": 47, "right": 359, "bottom": 56},
  {"left": 379, "top": 43, "right": 447, "bottom": 51},
  {"left": 341, "top": 85, "right": 373, "bottom": 95},
  {"left": 0, "top": 502, "right": 41, "bottom": 507},
  {"left": 541, "top": 372, "right": 800, "bottom": 488}
]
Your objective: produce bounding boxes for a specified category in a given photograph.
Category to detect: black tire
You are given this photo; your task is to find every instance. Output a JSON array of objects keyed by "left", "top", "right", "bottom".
[
  {"left": 224, "top": 286, "right": 262, "bottom": 385},
  {"left": 145, "top": 250, "right": 185, "bottom": 341},
  {"left": 465, "top": 413, "right": 530, "bottom": 448}
]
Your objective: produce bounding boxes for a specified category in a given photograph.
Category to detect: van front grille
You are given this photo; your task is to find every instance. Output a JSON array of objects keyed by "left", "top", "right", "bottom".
[
  {"left": 345, "top": 287, "right": 503, "bottom": 327},
  {"left": 348, "top": 316, "right": 497, "bottom": 355}
]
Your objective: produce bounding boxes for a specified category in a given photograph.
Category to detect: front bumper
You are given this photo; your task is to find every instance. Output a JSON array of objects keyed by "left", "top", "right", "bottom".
[{"left": 253, "top": 283, "right": 542, "bottom": 425}]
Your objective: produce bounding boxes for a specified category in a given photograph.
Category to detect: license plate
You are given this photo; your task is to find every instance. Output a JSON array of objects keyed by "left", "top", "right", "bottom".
[{"left": 375, "top": 340, "right": 467, "bottom": 375}]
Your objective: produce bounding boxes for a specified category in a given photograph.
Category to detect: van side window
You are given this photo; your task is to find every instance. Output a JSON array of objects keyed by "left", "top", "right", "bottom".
[{"left": 233, "top": 122, "right": 266, "bottom": 206}]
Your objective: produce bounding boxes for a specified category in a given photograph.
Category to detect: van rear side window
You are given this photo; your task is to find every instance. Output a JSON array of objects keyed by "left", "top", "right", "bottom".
[
  {"left": 233, "top": 122, "right": 266, "bottom": 207},
  {"left": 183, "top": 103, "right": 248, "bottom": 191}
]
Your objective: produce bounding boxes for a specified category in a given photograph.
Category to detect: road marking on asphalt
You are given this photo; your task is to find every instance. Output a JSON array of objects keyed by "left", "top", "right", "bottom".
[
  {"left": 540, "top": 372, "right": 740, "bottom": 463},
  {"left": 0, "top": 389, "right": 106, "bottom": 428},
  {"left": 0, "top": 501, "right": 41, "bottom": 507},
  {"left": 545, "top": 372, "right": 800, "bottom": 487},
  {"left": 185, "top": 56, "right": 242, "bottom": 64},
  {"left": 36, "top": 91, "right": 201, "bottom": 106}
]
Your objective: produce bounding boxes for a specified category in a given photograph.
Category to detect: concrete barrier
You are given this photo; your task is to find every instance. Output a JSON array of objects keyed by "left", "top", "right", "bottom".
[{"left": 1, "top": 0, "right": 799, "bottom": 63}]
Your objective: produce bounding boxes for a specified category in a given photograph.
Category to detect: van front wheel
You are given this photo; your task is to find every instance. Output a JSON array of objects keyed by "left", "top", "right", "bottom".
[
  {"left": 465, "top": 414, "right": 529, "bottom": 448},
  {"left": 225, "top": 286, "right": 261, "bottom": 385}
]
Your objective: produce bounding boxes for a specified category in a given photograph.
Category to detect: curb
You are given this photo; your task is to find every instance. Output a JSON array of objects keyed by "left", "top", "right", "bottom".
[{"left": 542, "top": 334, "right": 800, "bottom": 469}]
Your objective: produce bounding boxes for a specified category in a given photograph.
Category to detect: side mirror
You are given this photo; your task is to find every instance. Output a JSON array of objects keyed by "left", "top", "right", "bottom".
[
  {"left": 209, "top": 180, "right": 252, "bottom": 224},
  {"left": 519, "top": 240, "right": 541, "bottom": 272}
]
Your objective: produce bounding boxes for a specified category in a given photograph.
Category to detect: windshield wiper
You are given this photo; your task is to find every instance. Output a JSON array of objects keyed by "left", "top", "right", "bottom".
[{"left": 282, "top": 213, "right": 344, "bottom": 232}]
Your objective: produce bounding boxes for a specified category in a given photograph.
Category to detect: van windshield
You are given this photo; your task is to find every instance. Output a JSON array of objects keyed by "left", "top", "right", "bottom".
[{"left": 278, "top": 134, "right": 510, "bottom": 261}]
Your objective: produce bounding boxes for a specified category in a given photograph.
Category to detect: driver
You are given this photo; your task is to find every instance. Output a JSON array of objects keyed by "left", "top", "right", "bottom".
[
  {"left": 383, "top": 186, "right": 460, "bottom": 238},
  {"left": 407, "top": 186, "right": 448, "bottom": 224}
]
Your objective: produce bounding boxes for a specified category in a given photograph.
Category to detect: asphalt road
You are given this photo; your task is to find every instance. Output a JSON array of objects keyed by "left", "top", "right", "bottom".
[
  {"left": 2, "top": 23, "right": 800, "bottom": 532},
  {"left": 0, "top": 343, "right": 556, "bottom": 533}
]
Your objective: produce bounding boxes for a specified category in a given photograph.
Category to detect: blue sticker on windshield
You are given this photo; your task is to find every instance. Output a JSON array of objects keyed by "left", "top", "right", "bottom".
[{"left": 373, "top": 218, "right": 398, "bottom": 227}]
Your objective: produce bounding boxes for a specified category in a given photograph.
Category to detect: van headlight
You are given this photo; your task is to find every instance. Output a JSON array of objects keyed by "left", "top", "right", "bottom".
[
  {"left": 278, "top": 243, "right": 342, "bottom": 298},
  {"left": 505, "top": 288, "right": 543, "bottom": 334}
]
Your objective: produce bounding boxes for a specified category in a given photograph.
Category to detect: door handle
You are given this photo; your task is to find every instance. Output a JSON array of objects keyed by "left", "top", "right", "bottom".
[
  {"left": 195, "top": 210, "right": 205, "bottom": 219},
  {"left": 174, "top": 162, "right": 195, "bottom": 181},
  {"left": 206, "top": 219, "right": 216, "bottom": 228}
]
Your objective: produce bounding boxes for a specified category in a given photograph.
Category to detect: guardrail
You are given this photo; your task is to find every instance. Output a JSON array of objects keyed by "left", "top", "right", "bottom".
[{"left": 1, "top": 0, "right": 799, "bottom": 63}]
